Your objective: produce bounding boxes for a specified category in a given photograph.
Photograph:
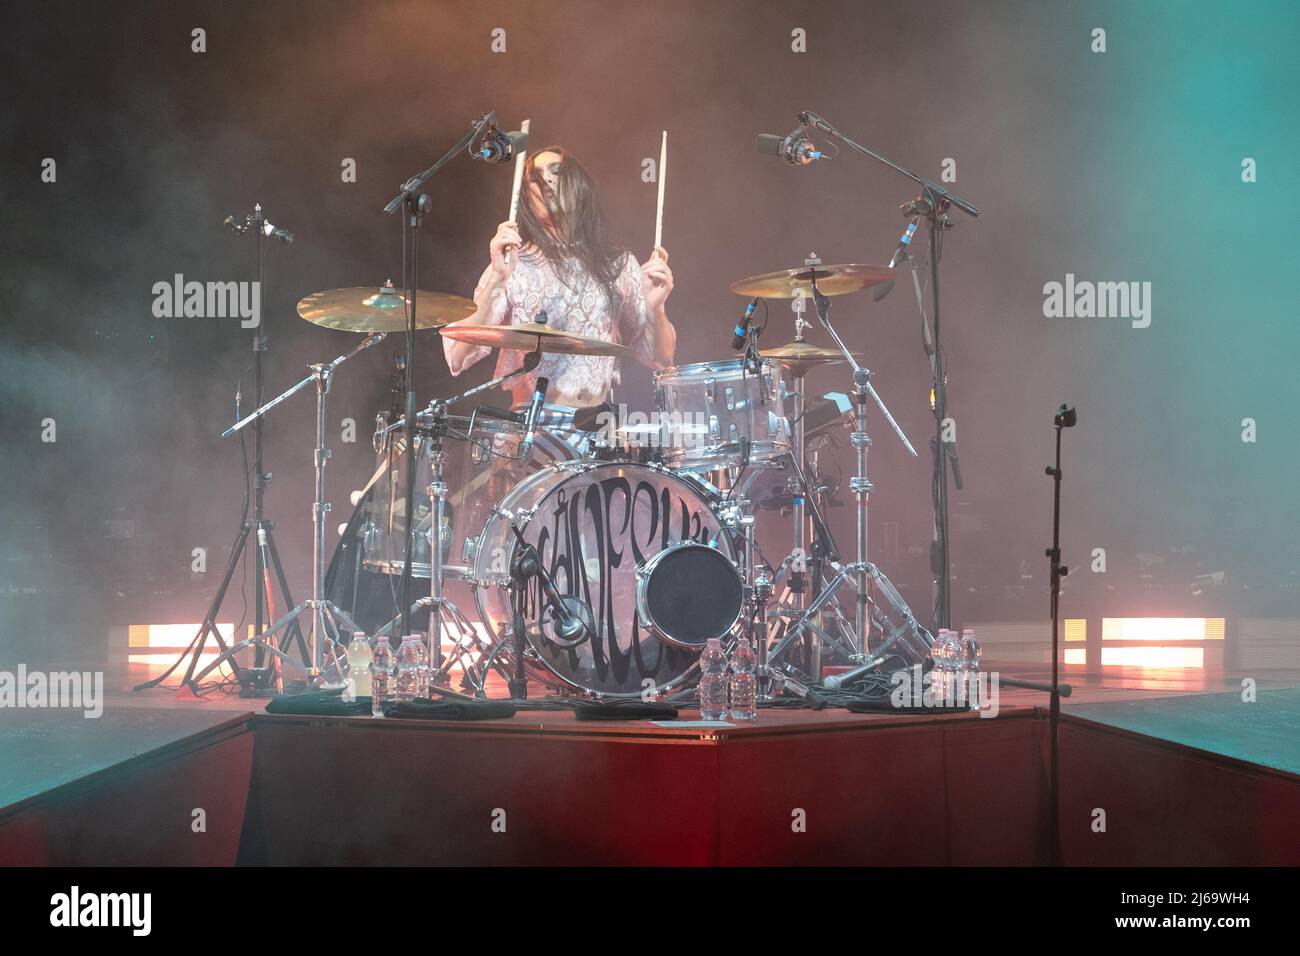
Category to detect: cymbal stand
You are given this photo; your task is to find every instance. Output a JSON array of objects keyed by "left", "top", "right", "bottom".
[
  {"left": 765, "top": 277, "right": 931, "bottom": 676},
  {"left": 195, "top": 332, "right": 386, "bottom": 686}
]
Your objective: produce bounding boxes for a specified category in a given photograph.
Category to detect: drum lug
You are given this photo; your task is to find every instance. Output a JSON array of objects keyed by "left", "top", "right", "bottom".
[
  {"left": 704, "top": 377, "right": 715, "bottom": 402},
  {"left": 709, "top": 415, "right": 720, "bottom": 441},
  {"left": 724, "top": 384, "right": 736, "bottom": 412}
]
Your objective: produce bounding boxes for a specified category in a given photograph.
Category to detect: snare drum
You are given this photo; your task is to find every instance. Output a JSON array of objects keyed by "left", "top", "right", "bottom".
[{"left": 654, "top": 357, "right": 791, "bottom": 470}]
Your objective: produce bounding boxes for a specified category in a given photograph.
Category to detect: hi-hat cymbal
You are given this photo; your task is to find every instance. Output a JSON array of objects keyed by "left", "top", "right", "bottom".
[
  {"left": 439, "top": 321, "right": 635, "bottom": 359},
  {"left": 760, "top": 341, "right": 862, "bottom": 365},
  {"left": 297, "top": 284, "right": 476, "bottom": 332},
  {"left": 729, "top": 263, "right": 895, "bottom": 299}
]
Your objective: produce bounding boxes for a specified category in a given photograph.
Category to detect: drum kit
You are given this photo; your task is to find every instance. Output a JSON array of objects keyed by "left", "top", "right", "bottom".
[
  {"left": 167, "top": 110, "right": 975, "bottom": 704},
  {"left": 289, "top": 256, "right": 936, "bottom": 703}
]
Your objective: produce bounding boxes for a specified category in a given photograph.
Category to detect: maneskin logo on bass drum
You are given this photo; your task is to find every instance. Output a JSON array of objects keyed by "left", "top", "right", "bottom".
[{"left": 529, "top": 473, "right": 717, "bottom": 681}]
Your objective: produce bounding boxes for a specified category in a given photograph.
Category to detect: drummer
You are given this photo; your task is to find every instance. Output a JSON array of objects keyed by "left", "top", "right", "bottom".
[{"left": 443, "top": 146, "right": 677, "bottom": 409}]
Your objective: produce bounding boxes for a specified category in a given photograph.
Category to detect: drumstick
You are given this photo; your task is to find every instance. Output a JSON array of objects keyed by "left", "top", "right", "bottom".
[
  {"left": 505, "top": 118, "right": 530, "bottom": 267},
  {"left": 653, "top": 129, "right": 667, "bottom": 252}
]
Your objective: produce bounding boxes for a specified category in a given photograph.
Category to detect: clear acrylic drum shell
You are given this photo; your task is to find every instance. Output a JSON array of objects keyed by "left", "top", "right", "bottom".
[
  {"left": 653, "top": 357, "right": 791, "bottom": 470},
  {"left": 471, "top": 460, "right": 737, "bottom": 698},
  {"left": 362, "top": 415, "right": 575, "bottom": 580}
]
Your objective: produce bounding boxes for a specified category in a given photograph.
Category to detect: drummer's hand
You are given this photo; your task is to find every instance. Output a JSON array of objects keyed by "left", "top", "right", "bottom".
[
  {"left": 489, "top": 220, "right": 522, "bottom": 283},
  {"left": 641, "top": 246, "right": 673, "bottom": 313}
]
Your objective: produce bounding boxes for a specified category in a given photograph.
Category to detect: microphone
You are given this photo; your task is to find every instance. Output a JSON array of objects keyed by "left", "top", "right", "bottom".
[
  {"left": 873, "top": 216, "right": 921, "bottom": 302},
  {"left": 888, "top": 217, "right": 920, "bottom": 269},
  {"left": 475, "top": 127, "right": 528, "bottom": 164},
  {"left": 756, "top": 130, "right": 826, "bottom": 166},
  {"left": 822, "top": 657, "right": 887, "bottom": 689},
  {"left": 262, "top": 220, "right": 294, "bottom": 244},
  {"left": 731, "top": 298, "right": 759, "bottom": 350},
  {"left": 519, "top": 376, "right": 549, "bottom": 458}
]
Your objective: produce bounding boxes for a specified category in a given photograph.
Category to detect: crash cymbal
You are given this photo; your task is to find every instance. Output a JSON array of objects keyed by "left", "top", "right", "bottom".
[
  {"left": 297, "top": 283, "right": 475, "bottom": 332},
  {"left": 760, "top": 341, "right": 862, "bottom": 365},
  {"left": 729, "top": 263, "right": 895, "bottom": 299},
  {"left": 439, "top": 321, "right": 636, "bottom": 359}
]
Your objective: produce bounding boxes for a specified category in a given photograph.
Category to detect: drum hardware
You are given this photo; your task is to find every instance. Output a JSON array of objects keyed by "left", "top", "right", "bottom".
[
  {"left": 193, "top": 331, "right": 387, "bottom": 688},
  {"left": 388, "top": 349, "right": 548, "bottom": 679}
]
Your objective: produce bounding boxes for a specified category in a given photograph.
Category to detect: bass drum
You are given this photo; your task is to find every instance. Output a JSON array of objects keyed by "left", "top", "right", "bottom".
[{"left": 472, "top": 460, "right": 739, "bottom": 698}]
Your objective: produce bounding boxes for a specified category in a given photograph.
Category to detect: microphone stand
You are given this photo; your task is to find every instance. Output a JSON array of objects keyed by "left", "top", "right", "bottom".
[
  {"left": 136, "top": 203, "right": 304, "bottom": 695},
  {"left": 799, "top": 110, "right": 979, "bottom": 630},
  {"left": 1045, "top": 403, "right": 1077, "bottom": 865},
  {"left": 384, "top": 111, "right": 497, "bottom": 648}
]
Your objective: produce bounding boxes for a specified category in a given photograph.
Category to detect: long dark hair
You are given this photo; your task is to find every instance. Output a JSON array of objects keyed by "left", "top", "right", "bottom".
[{"left": 516, "top": 145, "right": 627, "bottom": 314}]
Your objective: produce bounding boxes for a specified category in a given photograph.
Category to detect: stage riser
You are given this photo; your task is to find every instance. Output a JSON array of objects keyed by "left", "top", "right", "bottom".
[
  {"left": 239, "top": 715, "right": 1047, "bottom": 866},
  {"left": 3, "top": 713, "right": 1296, "bottom": 866},
  {"left": 1058, "top": 719, "right": 1300, "bottom": 867},
  {"left": 0, "top": 731, "right": 252, "bottom": 866}
]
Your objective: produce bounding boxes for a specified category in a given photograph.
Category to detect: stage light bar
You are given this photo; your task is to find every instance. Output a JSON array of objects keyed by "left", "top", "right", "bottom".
[
  {"left": 1101, "top": 617, "right": 1225, "bottom": 642},
  {"left": 1101, "top": 646, "right": 1206, "bottom": 668}
]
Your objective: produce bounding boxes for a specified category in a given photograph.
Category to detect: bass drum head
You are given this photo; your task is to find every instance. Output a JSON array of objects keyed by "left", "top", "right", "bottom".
[{"left": 473, "top": 461, "right": 736, "bottom": 698}]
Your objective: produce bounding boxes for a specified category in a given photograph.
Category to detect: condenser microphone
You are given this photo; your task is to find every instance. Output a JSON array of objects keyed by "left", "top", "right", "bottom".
[
  {"left": 476, "top": 127, "right": 528, "bottom": 164},
  {"left": 756, "top": 130, "right": 826, "bottom": 165}
]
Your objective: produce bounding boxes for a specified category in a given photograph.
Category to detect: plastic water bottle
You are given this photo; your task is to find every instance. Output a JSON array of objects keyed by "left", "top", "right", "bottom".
[
  {"left": 961, "top": 629, "right": 981, "bottom": 709},
  {"left": 698, "top": 638, "right": 728, "bottom": 720},
  {"left": 931, "top": 630, "right": 956, "bottom": 704},
  {"left": 414, "top": 636, "right": 431, "bottom": 699},
  {"left": 729, "top": 637, "right": 757, "bottom": 721},
  {"left": 370, "top": 635, "right": 393, "bottom": 717},
  {"left": 394, "top": 635, "right": 422, "bottom": 703},
  {"left": 346, "top": 631, "right": 373, "bottom": 698}
]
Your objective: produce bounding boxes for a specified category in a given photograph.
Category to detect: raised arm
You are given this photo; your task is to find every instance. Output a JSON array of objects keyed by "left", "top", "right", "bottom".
[
  {"left": 622, "top": 246, "right": 677, "bottom": 369},
  {"left": 443, "top": 220, "right": 520, "bottom": 375}
]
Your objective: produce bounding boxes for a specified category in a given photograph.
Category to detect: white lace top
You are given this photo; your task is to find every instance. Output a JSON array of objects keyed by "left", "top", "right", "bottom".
[{"left": 444, "top": 249, "right": 657, "bottom": 403}]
